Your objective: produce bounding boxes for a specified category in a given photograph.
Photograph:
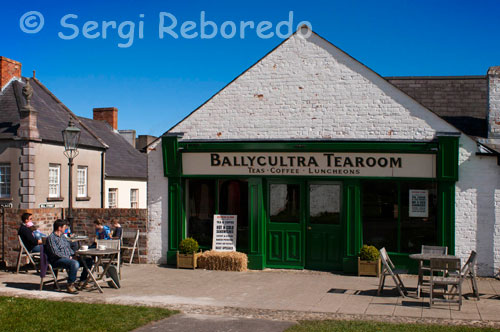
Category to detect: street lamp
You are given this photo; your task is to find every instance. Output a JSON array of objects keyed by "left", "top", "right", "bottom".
[{"left": 62, "top": 119, "right": 81, "bottom": 232}]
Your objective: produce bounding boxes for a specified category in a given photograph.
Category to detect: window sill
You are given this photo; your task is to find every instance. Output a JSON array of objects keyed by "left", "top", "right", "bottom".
[
  {"left": 76, "top": 196, "right": 91, "bottom": 201},
  {"left": 0, "top": 197, "right": 13, "bottom": 202},
  {"left": 47, "top": 197, "right": 64, "bottom": 202}
]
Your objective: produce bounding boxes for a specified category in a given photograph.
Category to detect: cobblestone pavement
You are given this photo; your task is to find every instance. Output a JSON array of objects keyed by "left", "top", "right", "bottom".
[{"left": 1, "top": 265, "right": 500, "bottom": 328}]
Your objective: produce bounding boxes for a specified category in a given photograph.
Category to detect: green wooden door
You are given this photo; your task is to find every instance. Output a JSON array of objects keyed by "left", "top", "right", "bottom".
[
  {"left": 305, "top": 182, "right": 343, "bottom": 271},
  {"left": 266, "top": 182, "right": 304, "bottom": 268}
]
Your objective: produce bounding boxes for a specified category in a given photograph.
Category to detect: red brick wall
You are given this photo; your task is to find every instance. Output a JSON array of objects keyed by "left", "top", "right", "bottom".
[
  {"left": 0, "top": 57, "right": 22, "bottom": 90},
  {"left": 93, "top": 107, "right": 118, "bottom": 130},
  {"left": 0, "top": 208, "right": 147, "bottom": 268}
]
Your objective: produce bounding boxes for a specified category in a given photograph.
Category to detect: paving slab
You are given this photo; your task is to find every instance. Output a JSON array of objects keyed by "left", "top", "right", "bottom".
[{"left": 132, "top": 314, "right": 295, "bottom": 332}]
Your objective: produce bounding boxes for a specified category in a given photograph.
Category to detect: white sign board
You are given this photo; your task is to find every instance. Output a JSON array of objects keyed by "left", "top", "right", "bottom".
[
  {"left": 212, "top": 215, "right": 237, "bottom": 252},
  {"left": 409, "top": 190, "right": 428, "bottom": 218},
  {"left": 183, "top": 152, "right": 436, "bottom": 178}
]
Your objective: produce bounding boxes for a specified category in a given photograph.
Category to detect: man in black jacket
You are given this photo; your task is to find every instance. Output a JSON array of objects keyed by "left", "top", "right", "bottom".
[{"left": 18, "top": 213, "right": 42, "bottom": 253}]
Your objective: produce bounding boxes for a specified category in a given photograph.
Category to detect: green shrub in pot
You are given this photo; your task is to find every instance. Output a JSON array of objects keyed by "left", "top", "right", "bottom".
[
  {"left": 179, "top": 237, "right": 199, "bottom": 255},
  {"left": 359, "top": 245, "right": 379, "bottom": 261}
]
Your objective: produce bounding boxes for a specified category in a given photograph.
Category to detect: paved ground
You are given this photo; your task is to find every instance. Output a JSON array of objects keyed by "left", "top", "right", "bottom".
[
  {"left": 1, "top": 265, "right": 500, "bottom": 328},
  {"left": 132, "top": 314, "right": 294, "bottom": 332}
]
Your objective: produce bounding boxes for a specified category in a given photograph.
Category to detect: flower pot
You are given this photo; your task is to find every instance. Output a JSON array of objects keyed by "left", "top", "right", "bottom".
[
  {"left": 176, "top": 250, "right": 202, "bottom": 269},
  {"left": 358, "top": 257, "right": 381, "bottom": 277}
]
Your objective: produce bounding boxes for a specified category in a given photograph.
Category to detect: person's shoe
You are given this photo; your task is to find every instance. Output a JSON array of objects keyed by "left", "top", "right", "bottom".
[
  {"left": 76, "top": 281, "right": 91, "bottom": 290},
  {"left": 66, "top": 283, "right": 79, "bottom": 294}
]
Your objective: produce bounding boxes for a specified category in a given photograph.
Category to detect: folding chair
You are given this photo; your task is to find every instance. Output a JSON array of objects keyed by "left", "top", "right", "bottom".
[
  {"left": 121, "top": 230, "right": 140, "bottom": 264},
  {"left": 378, "top": 247, "right": 408, "bottom": 297},
  {"left": 429, "top": 257, "right": 462, "bottom": 310},
  {"left": 96, "top": 239, "right": 121, "bottom": 279},
  {"left": 449, "top": 251, "right": 479, "bottom": 300},
  {"left": 39, "top": 245, "right": 67, "bottom": 291},
  {"left": 16, "top": 236, "right": 40, "bottom": 274}
]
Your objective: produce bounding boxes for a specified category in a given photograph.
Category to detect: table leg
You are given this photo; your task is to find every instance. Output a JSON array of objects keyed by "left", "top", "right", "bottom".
[
  {"left": 417, "top": 260, "right": 423, "bottom": 298},
  {"left": 82, "top": 255, "right": 104, "bottom": 293},
  {"left": 99, "top": 253, "right": 119, "bottom": 288}
]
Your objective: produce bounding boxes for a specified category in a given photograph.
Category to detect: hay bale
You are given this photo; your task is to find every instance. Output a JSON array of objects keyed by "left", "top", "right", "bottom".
[{"left": 197, "top": 250, "right": 248, "bottom": 272}]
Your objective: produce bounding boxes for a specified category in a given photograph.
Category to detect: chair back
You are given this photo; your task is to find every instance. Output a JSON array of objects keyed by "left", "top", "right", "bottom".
[
  {"left": 379, "top": 247, "right": 395, "bottom": 271},
  {"left": 462, "top": 250, "right": 477, "bottom": 276},
  {"left": 422, "top": 245, "right": 447, "bottom": 255},
  {"left": 430, "top": 257, "right": 461, "bottom": 275},
  {"left": 96, "top": 239, "right": 121, "bottom": 250},
  {"left": 122, "top": 230, "right": 139, "bottom": 239},
  {"left": 18, "top": 235, "right": 29, "bottom": 252}
]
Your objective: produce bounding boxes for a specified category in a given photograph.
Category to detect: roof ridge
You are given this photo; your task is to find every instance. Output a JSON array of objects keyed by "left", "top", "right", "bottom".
[{"left": 31, "top": 77, "right": 109, "bottom": 149}]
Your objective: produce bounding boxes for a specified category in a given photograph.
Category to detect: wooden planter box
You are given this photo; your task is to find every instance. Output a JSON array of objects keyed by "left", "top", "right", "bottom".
[
  {"left": 176, "top": 251, "right": 202, "bottom": 269},
  {"left": 358, "top": 257, "right": 381, "bottom": 277}
]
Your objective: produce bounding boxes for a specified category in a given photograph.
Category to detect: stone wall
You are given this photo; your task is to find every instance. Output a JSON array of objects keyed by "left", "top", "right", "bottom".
[{"left": 0, "top": 208, "right": 148, "bottom": 268}]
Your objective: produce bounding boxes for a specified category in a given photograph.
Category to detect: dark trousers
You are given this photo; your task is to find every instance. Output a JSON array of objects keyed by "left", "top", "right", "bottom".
[{"left": 51, "top": 257, "right": 93, "bottom": 284}]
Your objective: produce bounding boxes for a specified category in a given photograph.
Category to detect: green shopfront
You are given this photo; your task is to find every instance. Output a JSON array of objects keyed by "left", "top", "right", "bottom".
[{"left": 163, "top": 135, "right": 459, "bottom": 273}]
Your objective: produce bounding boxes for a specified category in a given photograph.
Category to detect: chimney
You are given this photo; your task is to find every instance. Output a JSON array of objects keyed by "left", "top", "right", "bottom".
[
  {"left": 488, "top": 66, "right": 500, "bottom": 140},
  {"left": 93, "top": 107, "right": 118, "bottom": 130},
  {"left": 0, "top": 56, "right": 22, "bottom": 90}
]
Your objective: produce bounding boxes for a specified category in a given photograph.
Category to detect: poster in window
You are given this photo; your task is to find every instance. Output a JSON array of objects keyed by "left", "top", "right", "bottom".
[
  {"left": 409, "top": 190, "right": 428, "bottom": 218},
  {"left": 212, "top": 214, "right": 237, "bottom": 251}
]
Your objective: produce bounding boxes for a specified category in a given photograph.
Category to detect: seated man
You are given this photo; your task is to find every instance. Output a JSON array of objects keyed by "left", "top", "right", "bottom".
[
  {"left": 46, "top": 219, "right": 92, "bottom": 294},
  {"left": 111, "top": 219, "right": 122, "bottom": 240},
  {"left": 17, "top": 213, "right": 42, "bottom": 253}
]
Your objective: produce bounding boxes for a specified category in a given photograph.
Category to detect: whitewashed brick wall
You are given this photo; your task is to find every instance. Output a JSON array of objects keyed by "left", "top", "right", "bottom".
[
  {"left": 456, "top": 136, "right": 500, "bottom": 276},
  {"left": 146, "top": 139, "right": 169, "bottom": 264},
  {"left": 147, "top": 29, "right": 500, "bottom": 275},
  {"left": 488, "top": 67, "right": 500, "bottom": 138}
]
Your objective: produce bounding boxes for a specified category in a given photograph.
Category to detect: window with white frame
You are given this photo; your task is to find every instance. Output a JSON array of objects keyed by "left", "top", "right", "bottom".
[
  {"left": 77, "top": 166, "right": 88, "bottom": 197},
  {"left": 130, "top": 189, "right": 138, "bottom": 208},
  {"left": 108, "top": 188, "right": 118, "bottom": 208},
  {"left": 0, "top": 164, "right": 11, "bottom": 198},
  {"left": 48, "top": 164, "right": 61, "bottom": 198}
]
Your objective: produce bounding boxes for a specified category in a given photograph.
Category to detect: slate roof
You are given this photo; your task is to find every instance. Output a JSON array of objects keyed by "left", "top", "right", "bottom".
[
  {"left": 386, "top": 76, "right": 488, "bottom": 138},
  {"left": 0, "top": 78, "right": 146, "bottom": 179},
  {"left": 0, "top": 78, "right": 106, "bottom": 148},
  {"left": 79, "top": 117, "right": 147, "bottom": 179}
]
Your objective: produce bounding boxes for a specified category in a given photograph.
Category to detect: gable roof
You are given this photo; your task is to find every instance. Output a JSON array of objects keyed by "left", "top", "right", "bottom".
[
  {"left": 80, "top": 117, "right": 147, "bottom": 179},
  {"left": 0, "top": 77, "right": 106, "bottom": 149},
  {"left": 167, "top": 27, "right": 459, "bottom": 142},
  {"left": 386, "top": 76, "right": 488, "bottom": 138}
]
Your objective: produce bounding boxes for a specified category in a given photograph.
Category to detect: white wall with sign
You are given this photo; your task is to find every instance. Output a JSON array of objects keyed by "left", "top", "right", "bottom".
[
  {"left": 183, "top": 152, "right": 436, "bottom": 178},
  {"left": 212, "top": 214, "right": 237, "bottom": 251}
]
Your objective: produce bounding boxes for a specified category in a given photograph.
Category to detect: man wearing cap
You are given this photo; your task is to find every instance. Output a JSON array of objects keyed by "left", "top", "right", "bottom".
[{"left": 17, "top": 213, "right": 42, "bottom": 253}]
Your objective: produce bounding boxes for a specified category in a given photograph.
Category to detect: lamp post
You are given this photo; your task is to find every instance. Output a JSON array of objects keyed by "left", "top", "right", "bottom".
[{"left": 62, "top": 119, "right": 81, "bottom": 232}]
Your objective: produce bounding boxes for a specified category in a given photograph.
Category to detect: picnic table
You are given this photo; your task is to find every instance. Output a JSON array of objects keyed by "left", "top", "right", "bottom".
[
  {"left": 409, "top": 253, "right": 459, "bottom": 298},
  {"left": 76, "top": 248, "right": 119, "bottom": 293}
]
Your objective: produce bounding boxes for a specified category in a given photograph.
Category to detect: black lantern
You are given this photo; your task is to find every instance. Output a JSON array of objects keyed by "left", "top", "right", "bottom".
[{"left": 62, "top": 118, "right": 81, "bottom": 232}]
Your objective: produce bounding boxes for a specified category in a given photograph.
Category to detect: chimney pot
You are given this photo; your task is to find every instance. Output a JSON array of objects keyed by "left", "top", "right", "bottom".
[
  {"left": 0, "top": 56, "right": 22, "bottom": 90},
  {"left": 93, "top": 107, "right": 118, "bottom": 130}
]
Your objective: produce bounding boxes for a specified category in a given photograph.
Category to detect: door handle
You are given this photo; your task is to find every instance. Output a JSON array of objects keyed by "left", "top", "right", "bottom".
[{"left": 307, "top": 226, "right": 312, "bottom": 230}]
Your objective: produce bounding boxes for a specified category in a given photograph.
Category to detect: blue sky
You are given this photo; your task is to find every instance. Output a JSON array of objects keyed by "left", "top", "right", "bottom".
[{"left": 1, "top": 0, "right": 500, "bottom": 136}]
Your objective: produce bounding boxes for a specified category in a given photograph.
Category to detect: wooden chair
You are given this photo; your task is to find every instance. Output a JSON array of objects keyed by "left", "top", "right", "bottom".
[
  {"left": 39, "top": 245, "right": 67, "bottom": 291},
  {"left": 96, "top": 239, "right": 121, "bottom": 279},
  {"left": 429, "top": 257, "right": 462, "bottom": 310},
  {"left": 417, "top": 245, "right": 448, "bottom": 297},
  {"left": 378, "top": 247, "right": 408, "bottom": 297},
  {"left": 449, "top": 251, "right": 479, "bottom": 300},
  {"left": 121, "top": 230, "right": 140, "bottom": 264},
  {"left": 16, "top": 236, "right": 40, "bottom": 274}
]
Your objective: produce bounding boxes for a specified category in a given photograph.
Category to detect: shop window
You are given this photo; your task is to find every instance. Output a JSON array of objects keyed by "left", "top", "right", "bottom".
[
  {"left": 362, "top": 181, "right": 398, "bottom": 252},
  {"left": 362, "top": 180, "right": 438, "bottom": 254},
  {"left": 187, "top": 179, "right": 215, "bottom": 247},
  {"left": 309, "top": 184, "right": 341, "bottom": 224},
  {"left": 400, "top": 182, "right": 438, "bottom": 253},
  {"left": 219, "top": 180, "right": 249, "bottom": 252},
  {"left": 270, "top": 184, "right": 300, "bottom": 223}
]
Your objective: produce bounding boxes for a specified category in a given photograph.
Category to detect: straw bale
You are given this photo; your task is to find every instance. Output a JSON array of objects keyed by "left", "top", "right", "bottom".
[{"left": 197, "top": 250, "right": 248, "bottom": 272}]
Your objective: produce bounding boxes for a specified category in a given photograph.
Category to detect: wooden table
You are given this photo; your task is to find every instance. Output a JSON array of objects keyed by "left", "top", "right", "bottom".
[
  {"left": 76, "top": 248, "right": 119, "bottom": 293},
  {"left": 409, "top": 253, "right": 459, "bottom": 298},
  {"left": 68, "top": 235, "right": 89, "bottom": 242}
]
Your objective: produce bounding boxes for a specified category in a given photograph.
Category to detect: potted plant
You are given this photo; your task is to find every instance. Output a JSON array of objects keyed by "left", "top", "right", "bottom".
[
  {"left": 176, "top": 237, "right": 201, "bottom": 269},
  {"left": 358, "top": 245, "right": 381, "bottom": 277}
]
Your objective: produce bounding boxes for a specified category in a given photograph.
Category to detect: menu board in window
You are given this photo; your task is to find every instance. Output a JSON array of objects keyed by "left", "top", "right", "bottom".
[{"left": 409, "top": 190, "right": 428, "bottom": 218}]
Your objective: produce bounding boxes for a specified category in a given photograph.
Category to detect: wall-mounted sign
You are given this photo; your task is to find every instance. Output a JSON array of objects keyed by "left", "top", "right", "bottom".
[
  {"left": 183, "top": 152, "right": 436, "bottom": 178},
  {"left": 212, "top": 214, "right": 237, "bottom": 252},
  {"left": 409, "top": 190, "right": 428, "bottom": 218},
  {"left": 40, "top": 203, "right": 56, "bottom": 208},
  {"left": 0, "top": 202, "right": 12, "bottom": 208}
]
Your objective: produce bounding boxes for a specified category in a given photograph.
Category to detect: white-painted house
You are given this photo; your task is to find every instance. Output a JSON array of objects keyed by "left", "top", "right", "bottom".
[{"left": 147, "top": 27, "right": 500, "bottom": 276}]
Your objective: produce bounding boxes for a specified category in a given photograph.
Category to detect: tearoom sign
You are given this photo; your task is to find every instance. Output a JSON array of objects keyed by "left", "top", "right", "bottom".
[{"left": 183, "top": 152, "right": 436, "bottom": 178}]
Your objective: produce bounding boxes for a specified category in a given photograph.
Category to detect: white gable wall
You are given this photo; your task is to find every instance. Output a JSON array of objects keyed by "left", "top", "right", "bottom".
[{"left": 171, "top": 31, "right": 457, "bottom": 140}]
